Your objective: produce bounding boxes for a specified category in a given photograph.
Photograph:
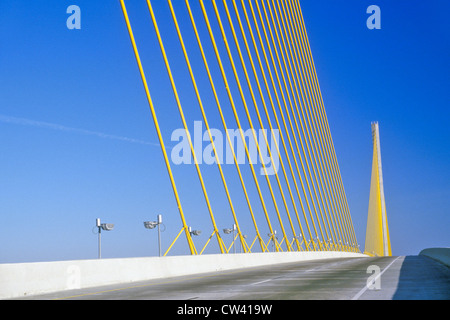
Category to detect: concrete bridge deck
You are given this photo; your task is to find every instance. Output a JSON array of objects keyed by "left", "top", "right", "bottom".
[{"left": 10, "top": 255, "right": 450, "bottom": 300}]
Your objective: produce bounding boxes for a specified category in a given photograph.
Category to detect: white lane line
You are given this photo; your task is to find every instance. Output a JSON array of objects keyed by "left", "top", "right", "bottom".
[
  {"left": 351, "top": 256, "right": 402, "bottom": 300},
  {"left": 251, "top": 279, "right": 273, "bottom": 286}
]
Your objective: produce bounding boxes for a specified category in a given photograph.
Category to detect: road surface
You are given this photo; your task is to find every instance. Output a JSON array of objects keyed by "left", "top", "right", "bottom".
[{"left": 16, "top": 255, "right": 450, "bottom": 300}]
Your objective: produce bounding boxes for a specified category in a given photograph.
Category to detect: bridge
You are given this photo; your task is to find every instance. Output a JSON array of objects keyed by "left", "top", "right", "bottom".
[
  {"left": 4, "top": 253, "right": 448, "bottom": 300},
  {"left": 0, "top": 0, "right": 448, "bottom": 301}
]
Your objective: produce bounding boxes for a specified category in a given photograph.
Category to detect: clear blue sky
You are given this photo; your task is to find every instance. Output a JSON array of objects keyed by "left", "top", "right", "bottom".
[{"left": 0, "top": 0, "right": 448, "bottom": 263}]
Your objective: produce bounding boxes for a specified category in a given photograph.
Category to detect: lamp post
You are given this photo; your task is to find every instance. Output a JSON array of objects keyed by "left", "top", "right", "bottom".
[
  {"left": 96, "top": 218, "right": 114, "bottom": 259},
  {"left": 240, "top": 234, "right": 247, "bottom": 253},
  {"left": 144, "top": 214, "right": 163, "bottom": 257},
  {"left": 293, "top": 234, "right": 302, "bottom": 250},
  {"left": 267, "top": 230, "right": 277, "bottom": 252},
  {"left": 223, "top": 224, "right": 236, "bottom": 253},
  {"left": 189, "top": 227, "right": 201, "bottom": 236}
]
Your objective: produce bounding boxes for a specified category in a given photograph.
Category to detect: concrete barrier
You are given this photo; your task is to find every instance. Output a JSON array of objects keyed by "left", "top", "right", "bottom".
[
  {"left": 0, "top": 251, "right": 367, "bottom": 299},
  {"left": 419, "top": 248, "right": 450, "bottom": 267}
]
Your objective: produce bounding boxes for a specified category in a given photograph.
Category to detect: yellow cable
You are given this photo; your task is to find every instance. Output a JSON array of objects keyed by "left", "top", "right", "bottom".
[
  {"left": 222, "top": 0, "right": 302, "bottom": 251},
  {"left": 146, "top": 0, "right": 225, "bottom": 254},
  {"left": 276, "top": 0, "right": 338, "bottom": 246},
  {"left": 239, "top": 0, "right": 315, "bottom": 249},
  {"left": 256, "top": 0, "right": 322, "bottom": 250},
  {"left": 252, "top": 0, "right": 322, "bottom": 250},
  {"left": 280, "top": 0, "right": 342, "bottom": 247},
  {"left": 290, "top": 1, "right": 345, "bottom": 250},
  {"left": 167, "top": 0, "right": 248, "bottom": 253},
  {"left": 119, "top": 0, "right": 196, "bottom": 255},
  {"left": 206, "top": 0, "right": 292, "bottom": 251},
  {"left": 185, "top": 0, "right": 267, "bottom": 252},
  {"left": 294, "top": 2, "right": 359, "bottom": 250},
  {"left": 262, "top": 0, "right": 327, "bottom": 249},
  {"left": 270, "top": 0, "right": 336, "bottom": 246},
  {"left": 196, "top": 0, "right": 282, "bottom": 251},
  {"left": 287, "top": 0, "right": 349, "bottom": 250}
]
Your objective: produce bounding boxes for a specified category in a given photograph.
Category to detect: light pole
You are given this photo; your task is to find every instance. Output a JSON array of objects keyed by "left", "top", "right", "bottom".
[
  {"left": 240, "top": 234, "right": 247, "bottom": 253},
  {"left": 96, "top": 218, "right": 114, "bottom": 259},
  {"left": 293, "top": 234, "right": 302, "bottom": 250},
  {"left": 144, "top": 214, "right": 163, "bottom": 257},
  {"left": 223, "top": 224, "right": 236, "bottom": 253},
  {"left": 267, "top": 230, "right": 277, "bottom": 252}
]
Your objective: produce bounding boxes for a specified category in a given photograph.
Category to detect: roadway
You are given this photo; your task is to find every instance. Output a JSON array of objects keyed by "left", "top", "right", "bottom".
[{"left": 16, "top": 255, "right": 450, "bottom": 300}]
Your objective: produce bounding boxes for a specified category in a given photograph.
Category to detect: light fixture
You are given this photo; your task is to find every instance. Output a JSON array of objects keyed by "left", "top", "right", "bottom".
[
  {"left": 223, "top": 224, "right": 237, "bottom": 253},
  {"left": 267, "top": 230, "right": 277, "bottom": 252},
  {"left": 96, "top": 218, "right": 114, "bottom": 259},
  {"left": 101, "top": 223, "right": 114, "bottom": 231},
  {"left": 189, "top": 227, "right": 201, "bottom": 236},
  {"left": 143, "top": 214, "right": 163, "bottom": 257}
]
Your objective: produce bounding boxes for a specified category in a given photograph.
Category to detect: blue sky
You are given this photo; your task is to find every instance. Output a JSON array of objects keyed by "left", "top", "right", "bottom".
[{"left": 0, "top": 0, "right": 448, "bottom": 263}]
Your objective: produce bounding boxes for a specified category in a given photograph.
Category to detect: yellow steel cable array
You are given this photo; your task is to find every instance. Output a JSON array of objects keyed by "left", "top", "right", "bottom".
[
  {"left": 235, "top": 0, "right": 311, "bottom": 249},
  {"left": 294, "top": 2, "right": 359, "bottom": 250},
  {"left": 221, "top": 0, "right": 303, "bottom": 251},
  {"left": 166, "top": 0, "right": 248, "bottom": 253},
  {"left": 191, "top": 0, "right": 279, "bottom": 252},
  {"left": 120, "top": 0, "right": 360, "bottom": 255},
  {"left": 289, "top": 0, "right": 352, "bottom": 250},
  {"left": 209, "top": 0, "right": 292, "bottom": 251},
  {"left": 252, "top": 0, "right": 321, "bottom": 249},
  {"left": 269, "top": 0, "right": 335, "bottom": 247},
  {"left": 286, "top": 0, "right": 349, "bottom": 249},
  {"left": 268, "top": 0, "right": 354, "bottom": 250},
  {"left": 279, "top": 0, "right": 342, "bottom": 248},
  {"left": 146, "top": 0, "right": 226, "bottom": 254},
  {"left": 260, "top": 0, "right": 327, "bottom": 249},
  {"left": 286, "top": 0, "right": 346, "bottom": 250},
  {"left": 119, "top": 0, "right": 196, "bottom": 255},
  {"left": 184, "top": 0, "right": 267, "bottom": 253},
  {"left": 242, "top": 0, "right": 312, "bottom": 248},
  {"left": 283, "top": 0, "right": 342, "bottom": 246}
]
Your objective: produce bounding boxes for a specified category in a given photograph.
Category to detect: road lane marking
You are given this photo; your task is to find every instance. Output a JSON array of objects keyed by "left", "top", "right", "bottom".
[
  {"left": 351, "top": 256, "right": 401, "bottom": 300},
  {"left": 251, "top": 279, "right": 273, "bottom": 286}
]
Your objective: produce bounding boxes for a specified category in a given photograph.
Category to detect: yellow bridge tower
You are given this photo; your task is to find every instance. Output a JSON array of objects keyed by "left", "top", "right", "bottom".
[{"left": 364, "top": 122, "right": 392, "bottom": 256}]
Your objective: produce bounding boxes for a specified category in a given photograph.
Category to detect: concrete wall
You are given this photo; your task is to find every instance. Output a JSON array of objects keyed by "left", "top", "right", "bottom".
[
  {"left": 0, "top": 251, "right": 367, "bottom": 299},
  {"left": 419, "top": 248, "right": 450, "bottom": 267}
]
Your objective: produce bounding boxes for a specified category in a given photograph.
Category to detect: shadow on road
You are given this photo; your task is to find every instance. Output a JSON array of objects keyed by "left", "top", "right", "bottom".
[{"left": 392, "top": 255, "right": 450, "bottom": 300}]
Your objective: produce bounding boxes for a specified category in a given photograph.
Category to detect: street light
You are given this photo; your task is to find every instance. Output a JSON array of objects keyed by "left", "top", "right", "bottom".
[
  {"left": 240, "top": 234, "right": 247, "bottom": 253},
  {"left": 292, "top": 234, "right": 302, "bottom": 250},
  {"left": 223, "top": 224, "right": 236, "bottom": 253},
  {"left": 267, "top": 230, "right": 277, "bottom": 252},
  {"left": 143, "top": 214, "right": 163, "bottom": 257},
  {"left": 326, "top": 238, "right": 331, "bottom": 250},
  {"left": 96, "top": 218, "right": 114, "bottom": 259},
  {"left": 189, "top": 227, "right": 201, "bottom": 236}
]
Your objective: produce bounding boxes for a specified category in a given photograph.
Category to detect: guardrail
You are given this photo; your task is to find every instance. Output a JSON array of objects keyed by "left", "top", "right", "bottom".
[{"left": 419, "top": 248, "right": 450, "bottom": 267}]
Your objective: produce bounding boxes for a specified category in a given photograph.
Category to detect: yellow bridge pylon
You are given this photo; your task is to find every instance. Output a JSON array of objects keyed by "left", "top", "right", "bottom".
[{"left": 364, "top": 122, "right": 392, "bottom": 257}]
